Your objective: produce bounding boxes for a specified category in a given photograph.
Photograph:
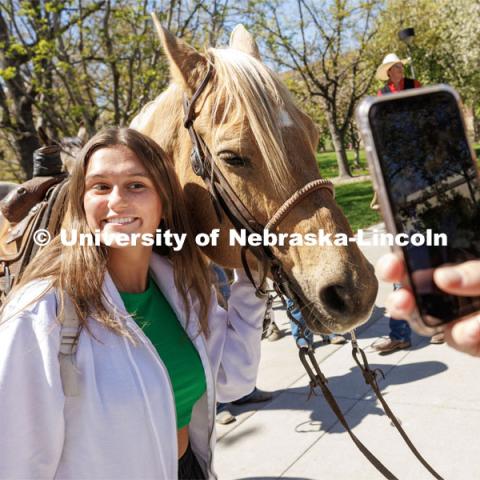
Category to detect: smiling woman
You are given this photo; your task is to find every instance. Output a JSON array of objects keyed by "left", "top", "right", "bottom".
[{"left": 0, "top": 127, "right": 267, "bottom": 480}]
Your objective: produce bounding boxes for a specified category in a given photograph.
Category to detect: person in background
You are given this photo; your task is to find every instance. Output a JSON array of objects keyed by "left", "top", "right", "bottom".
[
  {"left": 376, "top": 53, "right": 421, "bottom": 95},
  {"left": 287, "top": 298, "right": 347, "bottom": 349}
]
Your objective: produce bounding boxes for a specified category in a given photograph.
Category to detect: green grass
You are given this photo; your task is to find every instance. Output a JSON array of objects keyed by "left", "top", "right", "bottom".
[
  {"left": 316, "top": 150, "right": 369, "bottom": 178},
  {"left": 335, "top": 181, "right": 380, "bottom": 232},
  {"left": 320, "top": 144, "right": 480, "bottom": 231}
]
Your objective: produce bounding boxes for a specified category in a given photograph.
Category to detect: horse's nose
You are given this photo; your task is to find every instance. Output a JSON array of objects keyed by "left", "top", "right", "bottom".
[
  {"left": 319, "top": 283, "right": 351, "bottom": 316},
  {"left": 318, "top": 259, "right": 377, "bottom": 321}
]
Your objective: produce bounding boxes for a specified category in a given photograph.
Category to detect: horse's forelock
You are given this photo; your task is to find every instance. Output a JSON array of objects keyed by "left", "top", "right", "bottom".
[{"left": 209, "top": 47, "right": 308, "bottom": 195}]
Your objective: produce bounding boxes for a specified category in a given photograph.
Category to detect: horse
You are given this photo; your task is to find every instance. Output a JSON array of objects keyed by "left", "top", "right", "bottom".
[{"left": 130, "top": 23, "right": 378, "bottom": 334}]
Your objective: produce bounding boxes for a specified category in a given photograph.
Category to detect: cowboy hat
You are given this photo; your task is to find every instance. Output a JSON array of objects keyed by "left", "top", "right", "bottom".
[{"left": 376, "top": 53, "right": 409, "bottom": 81}]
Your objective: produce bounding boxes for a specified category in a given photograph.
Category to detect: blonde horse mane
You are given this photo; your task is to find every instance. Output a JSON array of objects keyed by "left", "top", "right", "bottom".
[{"left": 208, "top": 47, "right": 306, "bottom": 195}]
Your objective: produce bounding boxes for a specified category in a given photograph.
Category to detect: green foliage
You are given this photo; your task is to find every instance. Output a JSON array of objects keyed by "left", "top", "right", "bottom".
[
  {"left": 367, "top": 0, "right": 480, "bottom": 103},
  {"left": 18, "top": 1, "right": 37, "bottom": 17},
  {"left": 0, "top": 66, "right": 17, "bottom": 80},
  {"left": 335, "top": 181, "right": 381, "bottom": 231},
  {"left": 33, "top": 39, "right": 54, "bottom": 59},
  {"left": 7, "top": 43, "right": 28, "bottom": 58},
  {"left": 45, "top": 2, "right": 65, "bottom": 14}
]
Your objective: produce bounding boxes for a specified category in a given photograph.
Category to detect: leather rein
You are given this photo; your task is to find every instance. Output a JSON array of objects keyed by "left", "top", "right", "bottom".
[{"left": 183, "top": 63, "right": 443, "bottom": 480}]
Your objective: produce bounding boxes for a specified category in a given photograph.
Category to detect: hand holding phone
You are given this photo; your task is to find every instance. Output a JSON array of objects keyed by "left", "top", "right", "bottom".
[
  {"left": 356, "top": 85, "right": 480, "bottom": 332},
  {"left": 377, "top": 253, "right": 480, "bottom": 356}
]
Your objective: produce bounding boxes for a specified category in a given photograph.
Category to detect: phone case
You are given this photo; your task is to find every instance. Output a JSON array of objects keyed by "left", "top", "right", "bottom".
[{"left": 355, "top": 85, "right": 476, "bottom": 336}]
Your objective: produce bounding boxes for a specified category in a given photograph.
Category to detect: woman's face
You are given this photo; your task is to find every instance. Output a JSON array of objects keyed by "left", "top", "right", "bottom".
[{"left": 83, "top": 145, "right": 162, "bottom": 248}]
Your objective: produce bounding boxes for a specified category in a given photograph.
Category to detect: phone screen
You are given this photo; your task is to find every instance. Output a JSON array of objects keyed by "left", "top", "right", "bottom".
[{"left": 369, "top": 90, "right": 480, "bottom": 325}]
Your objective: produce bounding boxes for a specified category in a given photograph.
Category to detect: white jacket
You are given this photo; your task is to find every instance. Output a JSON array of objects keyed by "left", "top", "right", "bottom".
[{"left": 0, "top": 253, "right": 266, "bottom": 479}]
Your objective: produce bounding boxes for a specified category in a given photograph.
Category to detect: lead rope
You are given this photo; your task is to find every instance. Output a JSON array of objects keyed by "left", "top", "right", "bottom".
[{"left": 349, "top": 331, "right": 444, "bottom": 479}]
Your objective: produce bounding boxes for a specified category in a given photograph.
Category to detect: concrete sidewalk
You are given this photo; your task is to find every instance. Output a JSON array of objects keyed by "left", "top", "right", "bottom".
[{"left": 215, "top": 225, "right": 480, "bottom": 479}]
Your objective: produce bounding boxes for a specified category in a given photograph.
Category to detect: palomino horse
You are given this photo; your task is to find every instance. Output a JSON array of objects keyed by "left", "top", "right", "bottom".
[{"left": 131, "top": 24, "right": 378, "bottom": 334}]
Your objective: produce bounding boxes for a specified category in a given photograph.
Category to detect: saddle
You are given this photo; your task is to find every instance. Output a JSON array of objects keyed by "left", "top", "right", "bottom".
[{"left": 0, "top": 144, "right": 69, "bottom": 304}]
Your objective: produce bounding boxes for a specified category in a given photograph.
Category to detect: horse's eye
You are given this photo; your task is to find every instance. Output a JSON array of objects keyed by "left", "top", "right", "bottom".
[{"left": 218, "top": 151, "right": 248, "bottom": 167}]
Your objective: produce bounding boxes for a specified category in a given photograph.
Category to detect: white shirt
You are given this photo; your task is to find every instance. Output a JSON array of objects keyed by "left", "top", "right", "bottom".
[{"left": 0, "top": 253, "right": 266, "bottom": 479}]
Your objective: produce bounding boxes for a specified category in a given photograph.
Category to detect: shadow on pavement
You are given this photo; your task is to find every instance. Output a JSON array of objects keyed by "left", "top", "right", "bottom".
[{"left": 230, "top": 360, "right": 447, "bottom": 435}]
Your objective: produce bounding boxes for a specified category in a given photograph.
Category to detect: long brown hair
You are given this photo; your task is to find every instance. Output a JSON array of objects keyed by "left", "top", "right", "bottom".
[{"left": 2, "top": 128, "right": 211, "bottom": 336}]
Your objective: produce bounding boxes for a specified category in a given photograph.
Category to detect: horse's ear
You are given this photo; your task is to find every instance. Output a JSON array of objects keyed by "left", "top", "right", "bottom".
[
  {"left": 229, "top": 25, "right": 261, "bottom": 61},
  {"left": 151, "top": 13, "right": 208, "bottom": 92}
]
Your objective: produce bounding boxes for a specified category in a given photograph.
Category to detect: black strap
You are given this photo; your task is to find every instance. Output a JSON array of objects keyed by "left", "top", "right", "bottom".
[
  {"left": 351, "top": 344, "right": 444, "bottom": 479},
  {"left": 298, "top": 346, "right": 398, "bottom": 479}
]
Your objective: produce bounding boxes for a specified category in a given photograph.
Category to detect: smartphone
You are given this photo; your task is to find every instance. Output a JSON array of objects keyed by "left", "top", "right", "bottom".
[{"left": 356, "top": 85, "right": 480, "bottom": 333}]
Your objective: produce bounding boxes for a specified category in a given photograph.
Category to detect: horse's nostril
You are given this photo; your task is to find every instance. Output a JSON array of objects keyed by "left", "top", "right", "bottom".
[{"left": 320, "top": 284, "right": 348, "bottom": 315}]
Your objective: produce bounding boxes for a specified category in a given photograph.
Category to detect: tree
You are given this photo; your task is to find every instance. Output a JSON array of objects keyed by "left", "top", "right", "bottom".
[
  {"left": 0, "top": 1, "right": 105, "bottom": 178},
  {"left": 0, "top": 0, "right": 235, "bottom": 179},
  {"left": 368, "top": 0, "right": 480, "bottom": 140},
  {"left": 245, "top": 0, "right": 380, "bottom": 178}
]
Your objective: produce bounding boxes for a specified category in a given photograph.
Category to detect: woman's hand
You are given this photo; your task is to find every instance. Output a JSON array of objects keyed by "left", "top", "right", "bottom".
[{"left": 376, "top": 253, "right": 480, "bottom": 357}]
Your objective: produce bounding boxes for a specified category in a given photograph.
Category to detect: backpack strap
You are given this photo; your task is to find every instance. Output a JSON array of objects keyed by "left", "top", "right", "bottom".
[{"left": 55, "top": 291, "right": 81, "bottom": 396}]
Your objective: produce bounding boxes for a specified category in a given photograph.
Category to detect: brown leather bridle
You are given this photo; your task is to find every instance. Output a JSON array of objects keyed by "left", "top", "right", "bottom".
[{"left": 183, "top": 63, "right": 443, "bottom": 480}]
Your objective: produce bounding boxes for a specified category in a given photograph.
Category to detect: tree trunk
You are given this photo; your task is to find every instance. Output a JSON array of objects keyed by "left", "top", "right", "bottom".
[
  {"left": 324, "top": 106, "right": 351, "bottom": 178},
  {"left": 327, "top": 122, "right": 351, "bottom": 178},
  {"left": 15, "top": 131, "right": 39, "bottom": 180},
  {"left": 7, "top": 82, "right": 39, "bottom": 179},
  {"left": 473, "top": 99, "right": 479, "bottom": 143},
  {"left": 353, "top": 147, "right": 361, "bottom": 169}
]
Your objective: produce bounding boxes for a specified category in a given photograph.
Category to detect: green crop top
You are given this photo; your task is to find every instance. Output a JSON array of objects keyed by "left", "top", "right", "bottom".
[{"left": 119, "top": 275, "right": 206, "bottom": 429}]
